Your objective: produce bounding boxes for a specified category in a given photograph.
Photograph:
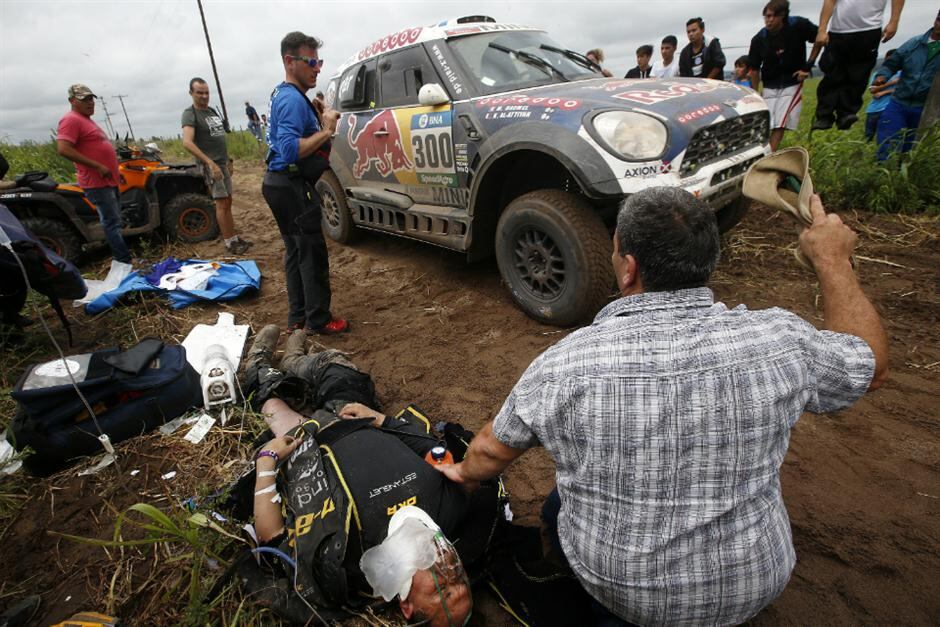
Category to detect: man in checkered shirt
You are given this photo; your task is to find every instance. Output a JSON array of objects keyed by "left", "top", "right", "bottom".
[{"left": 438, "top": 187, "right": 888, "bottom": 625}]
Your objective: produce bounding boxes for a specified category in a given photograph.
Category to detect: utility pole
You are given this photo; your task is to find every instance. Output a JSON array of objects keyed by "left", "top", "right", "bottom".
[
  {"left": 196, "top": 0, "right": 230, "bottom": 129},
  {"left": 99, "top": 97, "right": 117, "bottom": 139},
  {"left": 112, "top": 94, "right": 135, "bottom": 140}
]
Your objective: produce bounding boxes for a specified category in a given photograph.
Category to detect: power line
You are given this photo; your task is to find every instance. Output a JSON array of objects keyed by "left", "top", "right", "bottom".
[
  {"left": 112, "top": 94, "right": 135, "bottom": 141},
  {"left": 98, "top": 97, "right": 117, "bottom": 139}
]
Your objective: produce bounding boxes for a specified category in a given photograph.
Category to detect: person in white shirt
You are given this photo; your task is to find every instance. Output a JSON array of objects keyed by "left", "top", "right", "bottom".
[
  {"left": 813, "top": 0, "right": 905, "bottom": 130},
  {"left": 652, "top": 35, "right": 679, "bottom": 78}
]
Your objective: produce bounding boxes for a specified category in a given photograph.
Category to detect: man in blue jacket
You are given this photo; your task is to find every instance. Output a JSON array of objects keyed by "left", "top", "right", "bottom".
[
  {"left": 873, "top": 11, "right": 940, "bottom": 161},
  {"left": 262, "top": 32, "right": 348, "bottom": 335}
]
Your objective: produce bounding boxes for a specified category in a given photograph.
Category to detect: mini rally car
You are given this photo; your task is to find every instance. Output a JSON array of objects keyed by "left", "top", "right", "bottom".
[{"left": 320, "top": 16, "right": 770, "bottom": 325}]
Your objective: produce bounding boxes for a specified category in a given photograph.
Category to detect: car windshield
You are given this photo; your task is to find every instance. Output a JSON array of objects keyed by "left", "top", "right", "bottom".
[{"left": 447, "top": 31, "right": 599, "bottom": 95}]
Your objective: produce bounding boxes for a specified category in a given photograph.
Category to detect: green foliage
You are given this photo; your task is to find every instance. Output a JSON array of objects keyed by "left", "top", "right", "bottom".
[
  {"left": 53, "top": 501, "right": 244, "bottom": 618},
  {"left": 0, "top": 139, "right": 75, "bottom": 182},
  {"left": 0, "top": 130, "right": 264, "bottom": 181},
  {"left": 782, "top": 79, "right": 940, "bottom": 214}
]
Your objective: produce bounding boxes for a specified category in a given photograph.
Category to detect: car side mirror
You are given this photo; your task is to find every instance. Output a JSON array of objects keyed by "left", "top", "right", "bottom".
[{"left": 418, "top": 83, "right": 450, "bottom": 106}]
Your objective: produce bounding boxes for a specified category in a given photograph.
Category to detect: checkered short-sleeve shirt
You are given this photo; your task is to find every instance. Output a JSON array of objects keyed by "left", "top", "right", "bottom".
[{"left": 493, "top": 288, "right": 874, "bottom": 625}]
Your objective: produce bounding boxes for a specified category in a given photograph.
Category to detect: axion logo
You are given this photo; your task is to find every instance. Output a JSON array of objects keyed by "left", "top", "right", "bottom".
[{"left": 624, "top": 164, "right": 664, "bottom": 178}]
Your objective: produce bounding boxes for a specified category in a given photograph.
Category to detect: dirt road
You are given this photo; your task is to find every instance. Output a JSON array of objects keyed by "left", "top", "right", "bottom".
[{"left": 1, "top": 160, "right": 937, "bottom": 625}]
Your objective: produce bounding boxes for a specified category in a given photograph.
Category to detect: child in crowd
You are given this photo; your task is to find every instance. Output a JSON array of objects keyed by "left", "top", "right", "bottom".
[
  {"left": 733, "top": 56, "right": 754, "bottom": 88},
  {"left": 865, "top": 49, "right": 900, "bottom": 142}
]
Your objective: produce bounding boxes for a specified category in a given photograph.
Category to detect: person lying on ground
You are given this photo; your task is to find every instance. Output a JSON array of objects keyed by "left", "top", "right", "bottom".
[
  {"left": 436, "top": 186, "right": 888, "bottom": 625},
  {"left": 238, "top": 326, "right": 496, "bottom": 626}
]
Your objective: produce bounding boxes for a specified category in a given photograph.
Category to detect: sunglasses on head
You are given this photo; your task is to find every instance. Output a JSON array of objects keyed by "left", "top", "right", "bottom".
[{"left": 289, "top": 55, "right": 324, "bottom": 68}]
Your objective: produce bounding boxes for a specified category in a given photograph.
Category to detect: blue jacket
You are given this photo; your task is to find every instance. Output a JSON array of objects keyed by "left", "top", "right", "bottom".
[
  {"left": 266, "top": 82, "right": 321, "bottom": 171},
  {"left": 876, "top": 30, "right": 940, "bottom": 107}
]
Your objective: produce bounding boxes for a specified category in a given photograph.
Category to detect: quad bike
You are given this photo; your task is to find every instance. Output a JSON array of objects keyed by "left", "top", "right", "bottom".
[{"left": 0, "top": 144, "right": 219, "bottom": 263}]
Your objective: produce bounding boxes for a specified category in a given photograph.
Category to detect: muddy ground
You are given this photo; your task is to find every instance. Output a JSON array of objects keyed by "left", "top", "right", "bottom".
[{"left": 0, "top": 160, "right": 937, "bottom": 625}]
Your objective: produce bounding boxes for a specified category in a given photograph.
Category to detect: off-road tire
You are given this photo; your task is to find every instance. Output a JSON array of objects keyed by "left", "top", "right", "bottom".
[
  {"left": 715, "top": 196, "right": 750, "bottom": 233},
  {"left": 495, "top": 190, "right": 613, "bottom": 326},
  {"left": 20, "top": 217, "right": 83, "bottom": 263},
  {"left": 316, "top": 170, "right": 359, "bottom": 244},
  {"left": 161, "top": 193, "right": 219, "bottom": 243}
]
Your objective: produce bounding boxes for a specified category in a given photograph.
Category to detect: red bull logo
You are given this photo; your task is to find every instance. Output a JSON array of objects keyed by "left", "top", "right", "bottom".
[{"left": 347, "top": 112, "right": 415, "bottom": 178}]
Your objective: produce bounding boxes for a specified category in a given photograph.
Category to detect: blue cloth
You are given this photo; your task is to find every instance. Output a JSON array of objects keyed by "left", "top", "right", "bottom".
[
  {"left": 866, "top": 71, "right": 901, "bottom": 114},
  {"left": 85, "top": 258, "right": 261, "bottom": 314},
  {"left": 875, "top": 30, "right": 940, "bottom": 107},
  {"left": 265, "top": 82, "right": 321, "bottom": 171},
  {"left": 84, "top": 187, "right": 131, "bottom": 263},
  {"left": 876, "top": 99, "right": 924, "bottom": 161}
]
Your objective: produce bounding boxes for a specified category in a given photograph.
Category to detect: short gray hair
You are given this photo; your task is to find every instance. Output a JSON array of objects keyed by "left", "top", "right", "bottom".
[{"left": 615, "top": 187, "right": 720, "bottom": 291}]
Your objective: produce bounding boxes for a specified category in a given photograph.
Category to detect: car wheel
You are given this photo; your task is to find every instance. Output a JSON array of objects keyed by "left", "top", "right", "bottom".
[
  {"left": 20, "top": 217, "right": 83, "bottom": 263},
  {"left": 715, "top": 195, "right": 750, "bottom": 233},
  {"left": 316, "top": 170, "right": 358, "bottom": 244},
  {"left": 495, "top": 190, "right": 613, "bottom": 326},
  {"left": 161, "top": 193, "right": 219, "bottom": 243}
]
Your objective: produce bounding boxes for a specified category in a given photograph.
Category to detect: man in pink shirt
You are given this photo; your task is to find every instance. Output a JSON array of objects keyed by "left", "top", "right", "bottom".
[{"left": 56, "top": 84, "right": 131, "bottom": 263}]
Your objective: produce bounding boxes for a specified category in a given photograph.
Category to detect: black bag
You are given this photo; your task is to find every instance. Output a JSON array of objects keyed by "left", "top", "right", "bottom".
[{"left": 9, "top": 339, "right": 202, "bottom": 475}]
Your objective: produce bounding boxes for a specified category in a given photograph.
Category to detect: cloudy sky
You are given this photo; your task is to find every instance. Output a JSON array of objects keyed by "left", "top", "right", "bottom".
[{"left": 1, "top": 0, "right": 936, "bottom": 143}]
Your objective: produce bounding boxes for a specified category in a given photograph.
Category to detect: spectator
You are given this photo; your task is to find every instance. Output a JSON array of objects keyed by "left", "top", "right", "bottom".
[
  {"left": 733, "top": 55, "right": 755, "bottom": 88},
  {"left": 624, "top": 45, "right": 654, "bottom": 78},
  {"left": 55, "top": 84, "right": 132, "bottom": 264},
  {"left": 438, "top": 186, "right": 888, "bottom": 626},
  {"left": 652, "top": 35, "right": 679, "bottom": 78},
  {"left": 679, "top": 17, "right": 726, "bottom": 79},
  {"left": 181, "top": 78, "right": 253, "bottom": 255},
  {"left": 585, "top": 48, "right": 614, "bottom": 77},
  {"left": 747, "top": 0, "right": 823, "bottom": 150},
  {"left": 262, "top": 32, "right": 348, "bottom": 335},
  {"left": 245, "top": 101, "right": 263, "bottom": 142},
  {"left": 864, "top": 48, "right": 900, "bottom": 140},
  {"left": 813, "top": 0, "right": 906, "bottom": 131},
  {"left": 873, "top": 11, "right": 940, "bottom": 161}
]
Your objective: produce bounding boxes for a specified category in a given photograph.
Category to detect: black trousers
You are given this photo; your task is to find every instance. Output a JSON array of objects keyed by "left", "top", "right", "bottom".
[
  {"left": 0, "top": 271, "right": 27, "bottom": 324},
  {"left": 261, "top": 171, "right": 332, "bottom": 329},
  {"left": 816, "top": 28, "right": 883, "bottom": 121}
]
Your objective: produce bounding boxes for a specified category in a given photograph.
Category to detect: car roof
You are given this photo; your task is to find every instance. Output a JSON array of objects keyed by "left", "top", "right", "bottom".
[{"left": 332, "top": 17, "right": 543, "bottom": 76}]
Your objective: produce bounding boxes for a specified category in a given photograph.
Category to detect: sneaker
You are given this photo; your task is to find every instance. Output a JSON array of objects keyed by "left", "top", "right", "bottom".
[
  {"left": 307, "top": 317, "right": 349, "bottom": 335},
  {"left": 811, "top": 117, "right": 834, "bottom": 131},
  {"left": 836, "top": 113, "right": 858, "bottom": 130}
]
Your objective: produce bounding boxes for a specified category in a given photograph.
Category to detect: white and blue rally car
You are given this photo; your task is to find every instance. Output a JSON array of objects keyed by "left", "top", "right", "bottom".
[{"left": 320, "top": 16, "right": 770, "bottom": 325}]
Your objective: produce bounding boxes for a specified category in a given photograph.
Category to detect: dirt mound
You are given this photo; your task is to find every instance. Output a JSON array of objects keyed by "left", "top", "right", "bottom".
[{"left": 0, "top": 160, "right": 937, "bottom": 625}]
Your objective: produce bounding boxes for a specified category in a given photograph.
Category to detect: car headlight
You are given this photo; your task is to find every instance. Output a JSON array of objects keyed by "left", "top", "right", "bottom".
[{"left": 591, "top": 111, "right": 668, "bottom": 160}]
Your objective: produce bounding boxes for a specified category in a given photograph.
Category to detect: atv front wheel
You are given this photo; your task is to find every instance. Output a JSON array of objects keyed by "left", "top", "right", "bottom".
[
  {"left": 21, "top": 217, "right": 83, "bottom": 263},
  {"left": 495, "top": 190, "right": 613, "bottom": 326},
  {"left": 316, "top": 170, "right": 359, "bottom": 244},
  {"left": 161, "top": 193, "right": 219, "bottom": 243}
]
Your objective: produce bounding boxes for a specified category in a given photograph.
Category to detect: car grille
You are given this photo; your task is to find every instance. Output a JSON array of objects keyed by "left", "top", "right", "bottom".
[{"left": 680, "top": 111, "right": 770, "bottom": 177}]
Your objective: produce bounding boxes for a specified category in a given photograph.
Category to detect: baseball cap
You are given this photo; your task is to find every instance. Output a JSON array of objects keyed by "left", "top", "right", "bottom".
[{"left": 68, "top": 84, "right": 96, "bottom": 99}]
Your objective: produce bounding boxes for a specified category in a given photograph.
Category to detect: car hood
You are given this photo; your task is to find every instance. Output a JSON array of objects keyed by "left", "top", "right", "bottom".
[{"left": 470, "top": 77, "right": 767, "bottom": 160}]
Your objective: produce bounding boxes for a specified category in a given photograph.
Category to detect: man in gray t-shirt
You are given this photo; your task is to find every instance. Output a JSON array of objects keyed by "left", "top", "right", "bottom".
[{"left": 181, "top": 77, "right": 252, "bottom": 254}]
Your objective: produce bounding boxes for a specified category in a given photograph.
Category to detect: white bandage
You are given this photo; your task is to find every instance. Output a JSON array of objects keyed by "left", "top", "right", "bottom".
[
  {"left": 257, "top": 470, "right": 278, "bottom": 478},
  {"left": 254, "top": 484, "right": 278, "bottom": 496}
]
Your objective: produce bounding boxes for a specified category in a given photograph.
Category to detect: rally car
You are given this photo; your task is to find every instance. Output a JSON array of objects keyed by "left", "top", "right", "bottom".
[{"left": 320, "top": 16, "right": 770, "bottom": 325}]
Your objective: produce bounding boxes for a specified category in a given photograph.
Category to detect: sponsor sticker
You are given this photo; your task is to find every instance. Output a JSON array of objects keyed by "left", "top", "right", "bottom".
[
  {"left": 612, "top": 81, "right": 730, "bottom": 105},
  {"left": 677, "top": 104, "right": 721, "bottom": 123},
  {"left": 357, "top": 27, "right": 423, "bottom": 61},
  {"left": 411, "top": 111, "right": 458, "bottom": 186}
]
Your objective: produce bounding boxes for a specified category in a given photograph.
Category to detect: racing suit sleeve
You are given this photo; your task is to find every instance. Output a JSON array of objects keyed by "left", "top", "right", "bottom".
[{"left": 378, "top": 415, "right": 438, "bottom": 458}]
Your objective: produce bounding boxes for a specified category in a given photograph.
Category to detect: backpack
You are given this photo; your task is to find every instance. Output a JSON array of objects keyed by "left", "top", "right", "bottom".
[
  {"left": 9, "top": 339, "right": 202, "bottom": 475},
  {"left": 0, "top": 203, "right": 87, "bottom": 343}
]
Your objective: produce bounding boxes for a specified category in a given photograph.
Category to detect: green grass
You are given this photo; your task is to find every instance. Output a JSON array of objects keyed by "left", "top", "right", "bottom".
[
  {"left": 782, "top": 78, "right": 940, "bottom": 215},
  {"left": 0, "top": 130, "right": 266, "bottom": 182}
]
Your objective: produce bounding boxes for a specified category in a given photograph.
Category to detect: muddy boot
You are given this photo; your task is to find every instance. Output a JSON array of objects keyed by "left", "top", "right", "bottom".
[
  {"left": 245, "top": 324, "right": 281, "bottom": 371},
  {"left": 280, "top": 329, "right": 308, "bottom": 373}
]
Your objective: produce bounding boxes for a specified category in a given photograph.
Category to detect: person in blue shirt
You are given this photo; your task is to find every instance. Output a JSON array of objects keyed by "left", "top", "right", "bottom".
[
  {"left": 873, "top": 11, "right": 940, "bottom": 161},
  {"left": 262, "top": 31, "right": 348, "bottom": 335},
  {"left": 864, "top": 49, "right": 900, "bottom": 141}
]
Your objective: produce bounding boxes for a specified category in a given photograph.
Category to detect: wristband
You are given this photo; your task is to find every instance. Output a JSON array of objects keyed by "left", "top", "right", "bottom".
[{"left": 255, "top": 449, "right": 279, "bottom": 464}]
